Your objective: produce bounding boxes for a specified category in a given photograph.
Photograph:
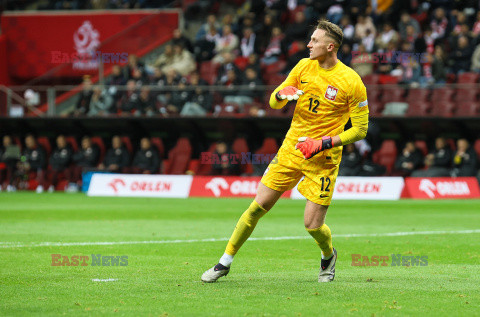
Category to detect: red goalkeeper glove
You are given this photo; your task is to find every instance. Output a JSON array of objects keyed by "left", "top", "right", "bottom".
[
  {"left": 275, "top": 86, "right": 304, "bottom": 101},
  {"left": 295, "top": 136, "right": 333, "bottom": 159}
]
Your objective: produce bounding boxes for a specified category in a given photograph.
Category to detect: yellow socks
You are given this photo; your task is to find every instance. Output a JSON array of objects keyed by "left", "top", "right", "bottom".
[
  {"left": 306, "top": 224, "right": 333, "bottom": 258},
  {"left": 225, "top": 200, "right": 268, "bottom": 256}
]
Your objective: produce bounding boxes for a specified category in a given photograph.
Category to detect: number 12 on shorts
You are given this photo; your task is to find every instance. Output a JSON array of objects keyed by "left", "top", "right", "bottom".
[{"left": 319, "top": 176, "right": 331, "bottom": 192}]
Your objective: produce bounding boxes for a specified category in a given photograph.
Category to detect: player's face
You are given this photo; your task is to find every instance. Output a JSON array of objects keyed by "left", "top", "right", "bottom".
[{"left": 307, "top": 29, "right": 334, "bottom": 61}]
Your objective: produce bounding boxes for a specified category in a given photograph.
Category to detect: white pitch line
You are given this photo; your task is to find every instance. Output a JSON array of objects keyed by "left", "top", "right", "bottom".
[
  {"left": 91, "top": 278, "right": 117, "bottom": 282},
  {"left": 1, "top": 229, "right": 479, "bottom": 249}
]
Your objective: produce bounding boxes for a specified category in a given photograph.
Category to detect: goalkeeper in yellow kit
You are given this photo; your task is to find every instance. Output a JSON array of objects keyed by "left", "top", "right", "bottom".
[{"left": 202, "top": 20, "right": 369, "bottom": 283}]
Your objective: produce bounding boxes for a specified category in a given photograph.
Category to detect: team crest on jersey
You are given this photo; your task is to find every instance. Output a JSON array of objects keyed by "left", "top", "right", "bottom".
[{"left": 324, "top": 86, "right": 339, "bottom": 101}]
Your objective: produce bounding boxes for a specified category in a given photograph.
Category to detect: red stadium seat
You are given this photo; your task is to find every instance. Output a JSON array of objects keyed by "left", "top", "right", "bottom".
[
  {"left": 406, "top": 100, "right": 431, "bottom": 116},
  {"left": 374, "top": 140, "right": 397, "bottom": 174},
  {"left": 405, "top": 88, "right": 431, "bottom": 103},
  {"left": 266, "top": 73, "right": 287, "bottom": 86},
  {"left": 454, "top": 87, "right": 478, "bottom": 102},
  {"left": 196, "top": 143, "right": 216, "bottom": 175},
  {"left": 474, "top": 139, "right": 480, "bottom": 158},
  {"left": 165, "top": 138, "right": 192, "bottom": 175},
  {"left": 367, "top": 101, "right": 384, "bottom": 117},
  {"left": 90, "top": 137, "right": 105, "bottom": 165},
  {"left": 454, "top": 102, "right": 478, "bottom": 117},
  {"left": 200, "top": 61, "right": 219, "bottom": 85},
  {"left": 367, "top": 86, "right": 382, "bottom": 102},
  {"left": 381, "top": 87, "right": 405, "bottom": 104},
  {"left": 150, "top": 137, "right": 165, "bottom": 159},
  {"left": 430, "top": 101, "right": 455, "bottom": 117},
  {"left": 232, "top": 137, "right": 253, "bottom": 175},
  {"left": 263, "top": 60, "right": 287, "bottom": 76},
  {"left": 430, "top": 87, "right": 455, "bottom": 102},
  {"left": 65, "top": 136, "right": 78, "bottom": 152},
  {"left": 456, "top": 72, "right": 480, "bottom": 84},
  {"left": 362, "top": 74, "right": 380, "bottom": 85},
  {"left": 36, "top": 137, "right": 52, "bottom": 156},
  {"left": 446, "top": 138, "right": 456, "bottom": 151},
  {"left": 120, "top": 136, "right": 133, "bottom": 155},
  {"left": 255, "top": 138, "right": 278, "bottom": 155},
  {"left": 415, "top": 140, "right": 429, "bottom": 156}
]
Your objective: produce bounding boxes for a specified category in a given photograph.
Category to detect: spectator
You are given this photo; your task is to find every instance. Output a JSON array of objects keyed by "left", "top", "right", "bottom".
[
  {"left": 451, "top": 139, "right": 478, "bottom": 177},
  {"left": 256, "top": 14, "right": 275, "bottom": 53},
  {"left": 194, "top": 25, "right": 220, "bottom": 62},
  {"left": 399, "top": 58, "right": 421, "bottom": 87},
  {"left": 88, "top": 86, "right": 114, "bottom": 116},
  {"left": 237, "top": 67, "right": 263, "bottom": 103},
  {"left": 118, "top": 80, "right": 139, "bottom": 115},
  {"left": 166, "top": 79, "right": 190, "bottom": 115},
  {"left": 212, "top": 25, "right": 239, "bottom": 63},
  {"left": 394, "top": 141, "right": 423, "bottom": 176},
  {"left": 375, "top": 22, "right": 399, "bottom": 52},
  {"left": 98, "top": 136, "right": 130, "bottom": 173},
  {"left": 398, "top": 12, "right": 421, "bottom": 40},
  {"left": 211, "top": 141, "right": 240, "bottom": 176},
  {"left": 471, "top": 44, "right": 480, "bottom": 72},
  {"left": 261, "top": 26, "right": 284, "bottom": 65},
  {"left": 354, "top": 15, "right": 376, "bottom": 40},
  {"left": 107, "top": 65, "right": 127, "bottom": 105},
  {"left": 430, "top": 7, "right": 449, "bottom": 40},
  {"left": 195, "top": 14, "right": 220, "bottom": 42},
  {"left": 338, "top": 42, "right": 352, "bottom": 66},
  {"left": 48, "top": 135, "right": 73, "bottom": 192},
  {"left": 339, "top": 15, "right": 355, "bottom": 43},
  {"left": 71, "top": 136, "right": 99, "bottom": 188},
  {"left": 131, "top": 138, "right": 160, "bottom": 174},
  {"left": 14, "top": 135, "right": 46, "bottom": 193},
  {"left": 282, "top": 41, "right": 308, "bottom": 74},
  {"left": 244, "top": 53, "right": 261, "bottom": 74},
  {"left": 449, "top": 36, "right": 473, "bottom": 74},
  {"left": 0, "top": 136, "right": 21, "bottom": 191},
  {"left": 221, "top": 69, "right": 243, "bottom": 104},
  {"left": 136, "top": 87, "right": 156, "bottom": 116},
  {"left": 172, "top": 28, "right": 193, "bottom": 53},
  {"left": 239, "top": 27, "right": 258, "bottom": 58},
  {"left": 216, "top": 52, "right": 240, "bottom": 84},
  {"left": 284, "top": 11, "right": 310, "bottom": 46},
  {"left": 432, "top": 45, "right": 447, "bottom": 83},
  {"left": 72, "top": 75, "right": 93, "bottom": 116},
  {"left": 123, "top": 54, "right": 145, "bottom": 81},
  {"left": 472, "top": 11, "right": 480, "bottom": 37},
  {"left": 351, "top": 44, "right": 374, "bottom": 77},
  {"left": 162, "top": 44, "right": 196, "bottom": 76},
  {"left": 412, "top": 137, "right": 453, "bottom": 177},
  {"left": 338, "top": 143, "right": 362, "bottom": 176},
  {"left": 180, "top": 72, "right": 213, "bottom": 116},
  {"left": 154, "top": 44, "right": 175, "bottom": 69}
]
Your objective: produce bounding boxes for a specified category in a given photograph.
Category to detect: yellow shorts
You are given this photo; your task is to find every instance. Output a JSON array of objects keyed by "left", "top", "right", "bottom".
[{"left": 260, "top": 144, "right": 340, "bottom": 205}]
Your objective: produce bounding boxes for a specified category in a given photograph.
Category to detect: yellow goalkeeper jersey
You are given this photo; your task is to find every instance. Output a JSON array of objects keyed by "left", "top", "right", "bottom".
[{"left": 271, "top": 58, "right": 369, "bottom": 162}]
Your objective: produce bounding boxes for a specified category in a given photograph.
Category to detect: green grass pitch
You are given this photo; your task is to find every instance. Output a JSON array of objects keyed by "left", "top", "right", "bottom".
[{"left": 1, "top": 192, "right": 479, "bottom": 316}]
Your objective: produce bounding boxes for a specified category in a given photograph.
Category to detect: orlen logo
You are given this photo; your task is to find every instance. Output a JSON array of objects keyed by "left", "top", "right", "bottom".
[
  {"left": 205, "top": 177, "right": 259, "bottom": 197},
  {"left": 336, "top": 182, "right": 381, "bottom": 193},
  {"left": 108, "top": 178, "right": 126, "bottom": 193},
  {"left": 419, "top": 179, "right": 470, "bottom": 198}
]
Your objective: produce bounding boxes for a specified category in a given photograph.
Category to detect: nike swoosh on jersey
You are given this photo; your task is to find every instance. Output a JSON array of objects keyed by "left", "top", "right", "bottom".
[
  {"left": 301, "top": 80, "right": 308, "bottom": 84},
  {"left": 319, "top": 194, "right": 329, "bottom": 198}
]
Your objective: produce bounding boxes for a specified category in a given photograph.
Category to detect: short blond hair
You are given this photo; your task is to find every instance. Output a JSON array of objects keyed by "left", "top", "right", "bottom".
[{"left": 316, "top": 20, "right": 343, "bottom": 51}]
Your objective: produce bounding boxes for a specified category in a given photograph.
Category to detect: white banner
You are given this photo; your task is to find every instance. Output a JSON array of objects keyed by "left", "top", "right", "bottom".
[
  {"left": 290, "top": 177, "right": 404, "bottom": 200},
  {"left": 87, "top": 173, "right": 193, "bottom": 198}
]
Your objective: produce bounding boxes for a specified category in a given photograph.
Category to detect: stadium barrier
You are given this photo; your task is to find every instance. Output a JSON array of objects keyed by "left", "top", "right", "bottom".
[
  {"left": 86, "top": 173, "right": 410, "bottom": 200},
  {"left": 402, "top": 177, "right": 480, "bottom": 199}
]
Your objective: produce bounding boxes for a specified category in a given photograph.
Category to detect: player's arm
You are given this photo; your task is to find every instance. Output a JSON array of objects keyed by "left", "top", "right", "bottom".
[
  {"left": 269, "top": 60, "right": 304, "bottom": 109},
  {"left": 296, "top": 77, "right": 369, "bottom": 159}
]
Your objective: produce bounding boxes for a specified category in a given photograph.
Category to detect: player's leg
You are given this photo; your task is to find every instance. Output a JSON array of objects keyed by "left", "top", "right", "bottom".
[
  {"left": 304, "top": 200, "right": 337, "bottom": 282},
  {"left": 201, "top": 183, "right": 283, "bottom": 283}
]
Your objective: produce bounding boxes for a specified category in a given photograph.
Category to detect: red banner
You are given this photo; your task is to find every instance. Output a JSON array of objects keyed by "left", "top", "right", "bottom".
[
  {"left": 404, "top": 177, "right": 480, "bottom": 199},
  {"left": 190, "top": 176, "right": 292, "bottom": 198},
  {"left": 1, "top": 11, "right": 178, "bottom": 80}
]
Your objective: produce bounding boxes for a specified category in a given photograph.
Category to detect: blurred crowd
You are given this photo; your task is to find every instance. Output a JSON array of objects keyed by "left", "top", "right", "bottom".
[
  {"left": 0, "top": 134, "right": 161, "bottom": 192},
  {"left": 60, "top": 0, "right": 480, "bottom": 117}
]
